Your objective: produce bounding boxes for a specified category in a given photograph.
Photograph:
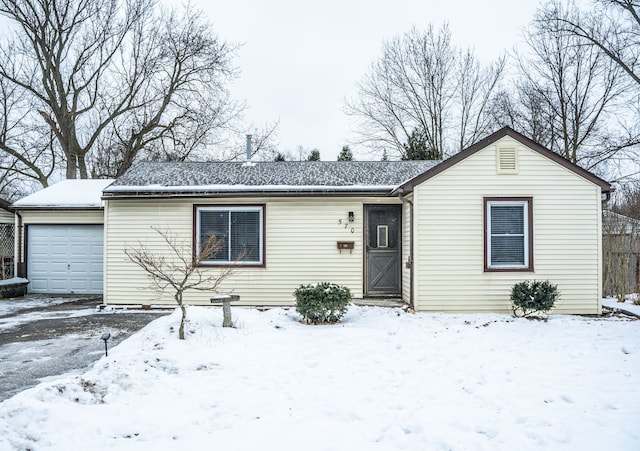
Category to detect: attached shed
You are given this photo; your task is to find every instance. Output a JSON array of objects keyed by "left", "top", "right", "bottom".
[
  {"left": 101, "top": 127, "right": 611, "bottom": 314},
  {"left": 12, "top": 179, "right": 114, "bottom": 294}
]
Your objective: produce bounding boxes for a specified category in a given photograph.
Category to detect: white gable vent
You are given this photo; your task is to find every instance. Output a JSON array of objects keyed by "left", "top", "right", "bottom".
[{"left": 496, "top": 146, "right": 518, "bottom": 174}]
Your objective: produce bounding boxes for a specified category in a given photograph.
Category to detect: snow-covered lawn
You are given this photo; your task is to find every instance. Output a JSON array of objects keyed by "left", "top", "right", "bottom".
[{"left": 0, "top": 305, "right": 638, "bottom": 450}]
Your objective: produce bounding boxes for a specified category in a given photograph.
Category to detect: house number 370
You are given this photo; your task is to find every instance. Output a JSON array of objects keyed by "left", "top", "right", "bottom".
[{"left": 338, "top": 219, "right": 355, "bottom": 233}]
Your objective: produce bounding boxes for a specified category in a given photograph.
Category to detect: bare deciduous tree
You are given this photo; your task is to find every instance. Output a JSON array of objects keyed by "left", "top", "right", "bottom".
[
  {"left": 345, "top": 24, "right": 505, "bottom": 159},
  {"left": 0, "top": 0, "right": 242, "bottom": 189},
  {"left": 544, "top": 0, "right": 640, "bottom": 87},
  {"left": 610, "top": 182, "right": 640, "bottom": 219},
  {"left": 0, "top": 76, "right": 57, "bottom": 194},
  {"left": 490, "top": 84, "right": 557, "bottom": 151},
  {"left": 456, "top": 49, "right": 506, "bottom": 150},
  {"left": 492, "top": 1, "right": 634, "bottom": 178},
  {"left": 535, "top": 0, "right": 640, "bottom": 179},
  {"left": 125, "top": 227, "right": 236, "bottom": 340}
]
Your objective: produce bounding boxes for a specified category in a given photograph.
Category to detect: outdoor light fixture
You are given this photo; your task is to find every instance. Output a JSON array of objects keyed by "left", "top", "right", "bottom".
[
  {"left": 100, "top": 332, "right": 111, "bottom": 357},
  {"left": 348, "top": 211, "right": 355, "bottom": 222}
]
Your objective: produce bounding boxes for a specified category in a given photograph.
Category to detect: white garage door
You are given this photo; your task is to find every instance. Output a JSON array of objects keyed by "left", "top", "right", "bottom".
[{"left": 27, "top": 225, "right": 103, "bottom": 294}]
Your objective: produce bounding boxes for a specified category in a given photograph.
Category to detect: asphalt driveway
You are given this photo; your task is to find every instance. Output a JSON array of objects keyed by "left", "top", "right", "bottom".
[{"left": 0, "top": 295, "right": 170, "bottom": 402}]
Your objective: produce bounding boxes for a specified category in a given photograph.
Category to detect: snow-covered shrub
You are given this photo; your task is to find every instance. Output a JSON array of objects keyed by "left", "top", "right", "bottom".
[
  {"left": 294, "top": 282, "right": 351, "bottom": 324},
  {"left": 510, "top": 280, "right": 560, "bottom": 317}
]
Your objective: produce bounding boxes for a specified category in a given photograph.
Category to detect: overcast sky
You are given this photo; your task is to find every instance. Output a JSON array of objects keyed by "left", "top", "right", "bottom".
[{"left": 195, "top": 0, "right": 543, "bottom": 160}]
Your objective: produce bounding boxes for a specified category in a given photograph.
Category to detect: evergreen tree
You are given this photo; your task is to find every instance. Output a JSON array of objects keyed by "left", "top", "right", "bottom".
[
  {"left": 337, "top": 145, "right": 353, "bottom": 161},
  {"left": 307, "top": 149, "right": 321, "bottom": 161},
  {"left": 401, "top": 128, "right": 439, "bottom": 160},
  {"left": 274, "top": 152, "right": 286, "bottom": 161}
]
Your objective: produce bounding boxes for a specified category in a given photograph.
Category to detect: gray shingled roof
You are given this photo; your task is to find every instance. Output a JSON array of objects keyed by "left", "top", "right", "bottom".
[{"left": 103, "top": 160, "right": 440, "bottom": 196}]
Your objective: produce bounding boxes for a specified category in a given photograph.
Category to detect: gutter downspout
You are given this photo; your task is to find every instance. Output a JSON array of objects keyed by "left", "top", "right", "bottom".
[
  {"left": 399, "top": 194, "right": 414, "bottom": 310},
  {"left": 15, "top": 211, "right": 23, "bottom": 278}
]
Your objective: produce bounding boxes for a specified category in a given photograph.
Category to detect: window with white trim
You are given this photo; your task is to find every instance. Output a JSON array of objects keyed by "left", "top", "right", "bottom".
[
  {"left": 196, "top": 206, "right": 264, "bottom": 265},
  {"left": 485, "top": 199, "right": 532, "bottom": 270}
]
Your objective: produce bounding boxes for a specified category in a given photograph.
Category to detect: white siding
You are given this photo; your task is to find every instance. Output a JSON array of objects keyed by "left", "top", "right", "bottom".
[
  {"left": 105, "top": 197, "right": 401, "bottom": 306},
  {"left": 0, "top": 209, "right": 14, "bottom": 224},
  {"left": 19, "top": 209, "right": 104, "bottom": 225},
  {"left": 413, "top": 136, "right": 603, "bottom": 314},
  {"left": 401, "top": 196, "right": 413, "bottom": 304}
]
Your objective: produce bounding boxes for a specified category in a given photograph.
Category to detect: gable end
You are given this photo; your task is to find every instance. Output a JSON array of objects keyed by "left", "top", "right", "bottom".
[{"left": 394, "top": 127, "right": 611, "bottom": 194}]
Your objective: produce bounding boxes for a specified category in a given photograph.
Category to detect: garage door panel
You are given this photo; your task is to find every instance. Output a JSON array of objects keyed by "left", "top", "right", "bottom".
[
  {"left": 29, "top": 279, "right": 47, "bottom": 291},
  {"left": 69, "top": 262, "right": 88, "bottom": 273},
  {"left": 30, "top": 262, "right": 49, "bottom": 274},
  {"left": 50, "top": 278, "right": 70, "bottom": 290},
  {"left": 70, "top": 279, "right": 89, "bottom": 291},
  {"left": 30, "top": 245, "right": 50, "bottom": 256},
  {"left": 50, "top": 262, "right": 69, "bottom": 275},
  {"left": 27, "top": 225, "right": 103, "bottom": 294},
  {"left": 90, "top": 244, "right": 103, "bottom": 256},
  {"left": 50, "top": 228, "right": 69, "bottom": 238},
  {"left": 70, "top": 244, "right": 89, "bottom": 256},
  {"left": 50, "top": 244, "right": 69, "bottom": 257},
  {"left": 89, "top": 280, "right": 103, "bottom": 292}
]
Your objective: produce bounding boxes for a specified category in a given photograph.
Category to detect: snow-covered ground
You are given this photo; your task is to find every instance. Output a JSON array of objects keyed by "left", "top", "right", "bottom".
[
  {"left": 0, "top": 305, "right": 638, "bottom": 450},
  {"left": 0, "top": 295, "right": 77, "bottom": 317},
  {"left": 602, "top": 296, "right": 640, "bottom": 316},
  {"left": 0, "top": 308, "right": 97, "bottom": 332}
]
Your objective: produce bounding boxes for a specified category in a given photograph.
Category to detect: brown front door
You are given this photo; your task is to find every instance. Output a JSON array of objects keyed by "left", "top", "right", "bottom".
[{"left": 365, "top": 204, "right": 401, "bottom": 296}]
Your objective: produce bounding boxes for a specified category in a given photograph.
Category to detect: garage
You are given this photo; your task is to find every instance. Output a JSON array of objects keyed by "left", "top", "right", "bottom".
[
  {"left": 27, "top": 225, "right": 104, "bottom": 294},
  {"left": 12, "top": 179, "right": 114, "bottom": 295}
]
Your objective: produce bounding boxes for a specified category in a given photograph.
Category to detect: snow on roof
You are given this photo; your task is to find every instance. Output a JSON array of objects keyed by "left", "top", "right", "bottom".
[
  {"left": 105, "top": 184, "right": 399, "bottom": 194},
  {"left": 103, "top": 161, "right": 439, "bottom": 196},
  {"left": 12, "top": 179, "right": 114, "bottom": 208}
]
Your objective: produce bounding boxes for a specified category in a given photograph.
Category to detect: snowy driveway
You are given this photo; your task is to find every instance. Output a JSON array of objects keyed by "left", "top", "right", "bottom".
[{"left": 0, "top": 295, "right": 169, "bottom": 401}]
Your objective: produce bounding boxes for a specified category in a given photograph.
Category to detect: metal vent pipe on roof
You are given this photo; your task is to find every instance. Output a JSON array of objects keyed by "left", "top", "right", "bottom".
[{"left": 246, "top": 135, "right": 252, "bottom": 161}]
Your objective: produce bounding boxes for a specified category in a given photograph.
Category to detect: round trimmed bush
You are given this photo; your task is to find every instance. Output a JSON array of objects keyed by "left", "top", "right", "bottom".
[
  {"left": 294, "top": 282, "right": 351, "bottom": 324},
  {"left": 511, "top": 280, "right": 560, "bottom": 317}
]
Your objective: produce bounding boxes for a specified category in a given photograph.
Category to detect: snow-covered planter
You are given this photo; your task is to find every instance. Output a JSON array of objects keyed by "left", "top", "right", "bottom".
[
  {"left": 294, "top": 282, "right": 351, "bottom": 324},
  {"left": 510, "top": 280, "right": 560, "bottom": 318},
  {"left": 0, "top": 277, "right": 29, "bottom": 298}
]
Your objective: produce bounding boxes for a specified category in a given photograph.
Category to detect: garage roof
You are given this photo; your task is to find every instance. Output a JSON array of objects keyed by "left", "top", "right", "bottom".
[{"left": 12, "top": 179, "right": 114, "bottom": 209}]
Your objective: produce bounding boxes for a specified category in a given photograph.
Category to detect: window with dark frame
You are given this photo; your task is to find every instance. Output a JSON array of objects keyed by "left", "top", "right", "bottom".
[
  {"left": 485, "top": 198, "right": 532, "bottom": 271},
  {"left": 196, "top": 206, "right": 264, "bottom": 265}
]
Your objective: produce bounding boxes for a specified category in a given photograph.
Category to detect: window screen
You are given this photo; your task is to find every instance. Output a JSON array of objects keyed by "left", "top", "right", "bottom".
[
  {"left": 487, "top": 201, "right": 530, "bottom": 269},
  {"left": 197, "top": 206, "right": 263, "bottom": 264}
]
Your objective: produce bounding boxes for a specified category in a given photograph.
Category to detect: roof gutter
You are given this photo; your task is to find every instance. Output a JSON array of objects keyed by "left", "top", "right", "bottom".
[
  {"left": 101, "top": 189, "right": 396, "bottom": 200},
  {"left": 10, "top": 206, "right": 104, "bottom": 211}
]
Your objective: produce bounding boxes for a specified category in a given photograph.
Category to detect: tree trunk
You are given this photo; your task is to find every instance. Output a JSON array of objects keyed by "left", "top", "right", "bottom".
[
  {"left": 77, "top": 152, "right": 88, "bottom": 179},
  {"left": 66, "top": 153, "right": 77, "bottom": 179},
  {"left": 177, "top": 295, "right": 186, "bottom": 340}
]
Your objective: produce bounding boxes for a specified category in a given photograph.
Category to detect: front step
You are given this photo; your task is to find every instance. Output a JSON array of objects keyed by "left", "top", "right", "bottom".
[{"left": 352, "top": 298, "right": 405, "bottom": 308}]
